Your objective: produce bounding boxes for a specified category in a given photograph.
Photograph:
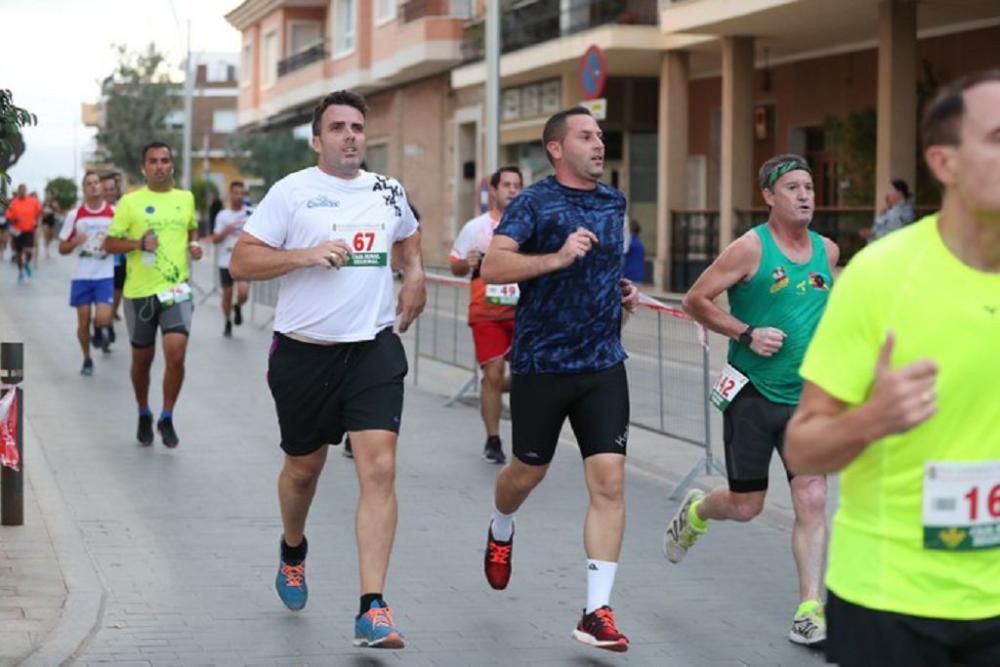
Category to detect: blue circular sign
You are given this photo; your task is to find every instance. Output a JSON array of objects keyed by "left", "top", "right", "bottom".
[{"left": 579, "top": 45, "right": 607, "bottom": 100}]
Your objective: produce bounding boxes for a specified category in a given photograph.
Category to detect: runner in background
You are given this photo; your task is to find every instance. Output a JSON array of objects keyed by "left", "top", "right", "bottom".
[
  {"left": 209, "top": 180, "right": 251, "bottom": 338},
  {"left": 102, "top": 172, "right": 124, "bottom": 344},
  {"left": 665, "top": 153, "right": 838, "bottom": 647},
  {"left": 5, "top": 184, "right": 42, "bottom": 283},
  {"left": 58, "top": 172, "right": 115, "bottom": 375},
  {"left": 449, "top": 166, "right": 523, "bottom": 463}
]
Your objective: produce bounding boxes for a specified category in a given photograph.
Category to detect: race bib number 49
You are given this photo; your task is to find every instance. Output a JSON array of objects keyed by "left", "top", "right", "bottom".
[
  {"left": 331, "top": 223, "right": 388, "bottom": 267},
  {"left": 923, "top": 461, "right": 1000, "bottom": 551},
  {"left": 486, "top": 283, "right": 519, "bottom": 306}
]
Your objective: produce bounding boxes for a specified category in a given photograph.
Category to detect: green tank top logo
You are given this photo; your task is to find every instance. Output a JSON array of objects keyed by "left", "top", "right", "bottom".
[{"left": 727, "top": 224, "right": 833, "bottom": 404}]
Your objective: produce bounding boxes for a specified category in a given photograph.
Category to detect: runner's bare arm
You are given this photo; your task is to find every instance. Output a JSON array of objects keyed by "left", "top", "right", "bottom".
[
  {"left": 449, "top": 253, "right": 479, "bottom": 277},
  {"left": 480, "top": 229, "right": 598, "bottom": 284},
  {"left": 394, "top": 230, "right": 426, "bottom": 333},
  {"left": 681, "top": 233, "right": 762, "bottom": 339},
  {"left": 188, "top": 229, "right": 203, "bottom": 261},
  {"left": 229, "top": 231, "right": 350, "bottom": 281},
  {"left": 786, "top": 333, "right": 938, "bottom": 475}
]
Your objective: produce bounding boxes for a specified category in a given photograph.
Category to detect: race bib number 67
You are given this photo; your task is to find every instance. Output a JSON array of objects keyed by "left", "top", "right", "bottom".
[
  {"left": 330, "top": 223, "right": 388, "bottom": 267},
  {"left": 923, "top": 461, "right": 1000, "bottom": 550}
]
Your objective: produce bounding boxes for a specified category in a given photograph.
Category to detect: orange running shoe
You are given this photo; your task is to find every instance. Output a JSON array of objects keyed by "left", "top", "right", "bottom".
[
  {"left": 484, "top": 525, "right": 513, "bottom": 590},
  {"left": 572, "top": 606, "right": 629, "bottom": 652}
]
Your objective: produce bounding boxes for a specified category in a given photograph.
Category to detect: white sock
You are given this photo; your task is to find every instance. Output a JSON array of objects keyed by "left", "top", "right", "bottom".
[
  {"left": 490, "top": 507, "right": 515, "bottom": 541},
  {"left": 585, "top": 560, "right": 618, "bottom": 614}
]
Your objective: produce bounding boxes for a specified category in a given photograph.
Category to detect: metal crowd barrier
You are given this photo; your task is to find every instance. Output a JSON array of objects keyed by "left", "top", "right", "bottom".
[
  {"left": 412, "top": 273, "right": 724, "bottom": 498},
  {"left": 249, "top": 277, "right": 280, "bottom": 329},
  {"left": 411, "top": 273, "right": 479, "bottom": 406}
]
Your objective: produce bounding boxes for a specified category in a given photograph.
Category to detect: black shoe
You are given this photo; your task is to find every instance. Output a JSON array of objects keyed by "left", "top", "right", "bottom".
[
  {"left": 137, "top": 414, "right": 154, "bottom": 446},
  {"left": 91, "top": 329, "right": 105, "bottom": 349},
  {"left": 157, "top": 418, "right": 179, "bottom": 448},
  {"left": 233, "top": 304, "right": 243, "bottom": 326},
  {"left": 108, "top": 325, "right": 116, "bottom": 344},
  {"left": 224, "top": 321, "right": 233, "bottom": 338},
  {"left": 483, "top": 437, "right": 506, "bottom": 464},
  {"left": 343, "top": 436, "right": 353, "bottom": 459},
  {"left": 80, "top": 359, "right": 94, "bottom": 376}
]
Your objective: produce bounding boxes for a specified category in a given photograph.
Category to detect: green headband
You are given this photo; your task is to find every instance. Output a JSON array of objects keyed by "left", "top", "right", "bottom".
[{"left": 765, "top": 160, "right": 811, "bottom": 190}]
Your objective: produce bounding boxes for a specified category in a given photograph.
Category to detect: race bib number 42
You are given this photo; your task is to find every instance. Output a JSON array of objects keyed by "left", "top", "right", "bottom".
[
  {"left": 486, "top": 283, "right": 519, "bottom": 306},
  {"left": 923, "top": 461, "right": 1000, "bottom": 551},
  {"left": 331, "top": 223, "right": 388, "bottom": 267},
  {"left": 709, "top": 364, "right": 749, "bottom": 411}
]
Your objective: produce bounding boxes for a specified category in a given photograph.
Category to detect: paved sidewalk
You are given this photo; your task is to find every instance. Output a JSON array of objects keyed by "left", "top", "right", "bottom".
[{"left": 0, "top": 255, "right": 827, "bottom": 666}]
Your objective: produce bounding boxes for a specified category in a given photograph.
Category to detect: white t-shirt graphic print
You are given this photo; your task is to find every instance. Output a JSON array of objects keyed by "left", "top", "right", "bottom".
[
  {"left": 58, "top": 202, "right": 116, "bottom": 280},
  {"left": 244, "top": 167, "right": 419, "bottom": 342}
]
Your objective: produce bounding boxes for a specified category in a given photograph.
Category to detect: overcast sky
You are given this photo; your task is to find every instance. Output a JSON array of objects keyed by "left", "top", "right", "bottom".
[{"left": 4, "top": 0, "right": 242, "bottom": 192}]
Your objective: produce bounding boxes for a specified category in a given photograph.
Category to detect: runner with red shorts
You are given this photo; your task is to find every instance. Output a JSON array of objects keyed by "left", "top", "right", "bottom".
[{"left": 449, "top": 166, "right": 523, "bottom": 463}]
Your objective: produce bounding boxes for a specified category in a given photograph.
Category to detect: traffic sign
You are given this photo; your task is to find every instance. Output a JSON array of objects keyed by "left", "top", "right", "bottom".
[{"left": 579, "top": 45, "right": 607, "bottom": 100}]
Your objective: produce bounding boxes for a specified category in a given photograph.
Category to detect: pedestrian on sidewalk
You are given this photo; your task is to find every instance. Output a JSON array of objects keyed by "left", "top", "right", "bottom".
[
  {"left": 58, "top": 171, "right": 116, "bottom": 375},
  {"left": 208, "top": 180, "right": 251, "bottom": 338},
  {"left": 786, "top": 70, "right": 1000, "bottom": 667},
  {"left": 103, "top": 142, "right": 203, "bottom": 448},
  {"left": 448, "top": 165, "right": 523, "bottom": 464},
  {"left": 229, "top": 89, "right": 425, "bottom": 650},
  {"left": 479, "top": 106, "right": 639, "bottom": 653},
  {"left": 666, "top": 153, "right": 839, "bottom": 647}
]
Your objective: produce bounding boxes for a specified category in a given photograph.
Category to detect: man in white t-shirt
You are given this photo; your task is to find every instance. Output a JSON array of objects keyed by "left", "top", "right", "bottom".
[
  {"left": 210, "top": 180, "right": 251, "bottom": 337},
  {"left": 449, "top": 166, "right": 523, "bottom": 463},
  {"left": 230, "top": 90, "right": 425, "bottom": 650},
  {"left": 58, "top": 171, "right": 116, "bottom": 375}
]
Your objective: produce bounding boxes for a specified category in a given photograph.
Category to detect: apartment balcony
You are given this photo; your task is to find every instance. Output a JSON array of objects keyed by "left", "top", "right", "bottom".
[
  {"left": 400, "top": 0, "right": 474, "bottom": 23},
  {"left": 277, "top": 41, "right": 328, "bottom": 77},
  {"left": 462, "top": 0, "right": 659, "bottom": 61}
]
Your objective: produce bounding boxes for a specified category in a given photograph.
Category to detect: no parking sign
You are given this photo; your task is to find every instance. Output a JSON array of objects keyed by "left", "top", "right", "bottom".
[{"left": 579, "top": 45, "right": 607, "bottom": 100}]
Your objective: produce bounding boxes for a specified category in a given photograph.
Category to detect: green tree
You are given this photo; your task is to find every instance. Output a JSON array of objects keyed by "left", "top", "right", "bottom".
[
  {"left": 45, "top": 176, "right": 78, "bottom": 211},
  {"left": 95, "top": 44, "right": 181, "bottom": 184},
  {"left": 0, "top": 89, "right": 37, "bottom": 201},
  {"left": 227, "top": 128, "right": 314, "bottom": 190}
]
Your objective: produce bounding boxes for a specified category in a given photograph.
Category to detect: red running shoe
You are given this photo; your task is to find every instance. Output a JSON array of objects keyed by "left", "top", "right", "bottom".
[
  {"left": 572, "top": 606, "right": 629, "bottom": 652},
  {"left": 484, "top": 525, "right": 513, "bottom": 590}
]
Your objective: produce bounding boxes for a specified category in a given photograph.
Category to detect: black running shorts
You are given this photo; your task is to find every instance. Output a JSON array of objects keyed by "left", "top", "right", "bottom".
[
  {"left": 722, "top": 379, "right": 795, "bottom": 493},
  {"left": 510, "top": 362, "right": 629, "bottom": 466},
  {"left": 12, "top": 230, "right": 35, "bottom": 252},
  {"left": 825, "top": 590, "right": 1000, "bottom": 667},
  {"left": 122, "top": 295, "right": 194, "bottom": 348},
  {"left": 113, "top": 260, "right": 126, "bottom": 290},
  {"left": 219, "top": 268, "right": 234, "bottom": 288},
  {"left": 267, "top": 328, "right": 408, "bottom": 457}
]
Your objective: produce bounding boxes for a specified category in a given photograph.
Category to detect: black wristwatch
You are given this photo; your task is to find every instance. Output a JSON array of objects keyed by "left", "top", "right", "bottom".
[{"left": 738, "top": 325, "right": 755, "bottom": 346}]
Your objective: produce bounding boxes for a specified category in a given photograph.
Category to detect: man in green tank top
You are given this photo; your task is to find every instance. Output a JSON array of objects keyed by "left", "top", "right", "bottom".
[
  {"left": 663, "top": 154, "right": 839, "bottom": 647},
  {"left": 786, "top": 72, "right": 1000, "bottom": 666}
]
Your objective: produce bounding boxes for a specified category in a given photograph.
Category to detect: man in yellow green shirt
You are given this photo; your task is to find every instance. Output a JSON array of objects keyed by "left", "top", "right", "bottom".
[
  {"left": 104, "top": 142, "right": 203, "bottom": 449},
  {"left": 786, "top": 70, "right": 1000, "bottom": 666}
]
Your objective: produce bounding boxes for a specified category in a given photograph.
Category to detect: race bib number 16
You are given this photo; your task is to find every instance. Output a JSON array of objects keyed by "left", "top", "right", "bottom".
[
  {"left": 330, "top": 223, "right": 388, "bottom": 267},
  {"left": 923, "top": 461, "right": 1000, "bottom": 550}
]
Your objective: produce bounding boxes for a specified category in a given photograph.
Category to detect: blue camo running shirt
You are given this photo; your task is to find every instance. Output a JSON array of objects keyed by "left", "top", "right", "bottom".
[{"left": 495, "top": 176, "right": 628, "bottom": 375}]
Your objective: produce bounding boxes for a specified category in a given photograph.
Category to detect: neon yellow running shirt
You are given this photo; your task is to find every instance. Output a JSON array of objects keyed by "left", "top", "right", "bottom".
[
  {"left": 800, "top": 215, "right": 1000, "bottom": 620},
  {"left": 107, "top": 187, "right": 197, "bottom": 298}
]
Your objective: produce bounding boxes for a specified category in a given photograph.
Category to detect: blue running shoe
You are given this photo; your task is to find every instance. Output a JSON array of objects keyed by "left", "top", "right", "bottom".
[
  {"left": 353, "top": 600, "right": 404, "bottom": 649},
  {"left": 275, "top": 557, "right": 307, "bottom": 611}
]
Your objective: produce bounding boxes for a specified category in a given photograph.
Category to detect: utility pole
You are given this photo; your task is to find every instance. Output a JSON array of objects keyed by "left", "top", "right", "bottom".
[
  {"left": 181, "top": 19, "right": 194, "bottom": 190},
  {"left": 485, "top": 0, "right": 500, "bottom": 176}
]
